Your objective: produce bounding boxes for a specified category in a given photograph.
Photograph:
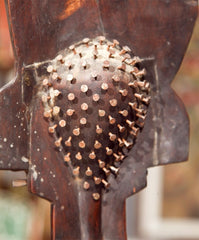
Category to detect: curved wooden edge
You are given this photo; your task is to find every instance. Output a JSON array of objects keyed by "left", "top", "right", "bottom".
[{"left": 5, "top": 0, "right": 197, "bottom": 85}]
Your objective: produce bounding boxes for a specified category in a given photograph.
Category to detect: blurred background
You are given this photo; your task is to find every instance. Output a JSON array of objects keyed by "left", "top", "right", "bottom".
[{"left": 0, "top": 1, "right": 198, "bottom": 239}]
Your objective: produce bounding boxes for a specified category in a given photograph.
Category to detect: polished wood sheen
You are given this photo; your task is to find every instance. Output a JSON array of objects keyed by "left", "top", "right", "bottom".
[{"left": 0, "top": 1, "right": 197, "bottom": 239}]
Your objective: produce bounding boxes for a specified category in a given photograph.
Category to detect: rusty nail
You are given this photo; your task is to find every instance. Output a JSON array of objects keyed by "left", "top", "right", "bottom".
[
  {"left": 55, "top": 137, "right": 62, "bottom": 147},
  {"left": 83, "top": 181, "right": 90, "bottom": 190},
  {"left": 76, "top": 152, "right": 82, "bottom": 160},
  {"left": 98, "top": 159, "right": 105, "bottom": 168},
  {"left": 79, "top": 140, "right": 86, "bottom": 149},
  {"left": 48, "top": 124, "right": 57, "bottom": 133},
  {"left": 86, "top": 167, "right": 93, "bottom": 176},
  {"left": 65, "top": 136, "right": 72, "bottom": 147},
  {"left": 73, "top": 128, "right": 80, "bottom": 136},
  {"left": 68, "top": 93, "right": 75, "bottom": 101},
  {"left": 64, "top": 153, "right": 71, "bottom": 162},
  {"left": 92, "top": 193, "right": 100, "bottom": 201},
  {"left": 81, "top": 103, "right": 89, "bottom": 111},
  {"left": 66, "top": 109, "right": 75, "bottom": 116},
  {"left": 109, "top": 99, "right": 117, "bottom": 107}
]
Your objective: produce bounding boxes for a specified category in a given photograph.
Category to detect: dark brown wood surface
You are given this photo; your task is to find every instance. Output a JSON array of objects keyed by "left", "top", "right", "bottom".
[{"left": 0, "top": 1, "right": 198, "bottom": 239}]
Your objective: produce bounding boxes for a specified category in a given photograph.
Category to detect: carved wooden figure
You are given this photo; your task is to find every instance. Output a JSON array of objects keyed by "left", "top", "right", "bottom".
[{"left": 0, "top": 1, "right": 198, "bottom": 239}]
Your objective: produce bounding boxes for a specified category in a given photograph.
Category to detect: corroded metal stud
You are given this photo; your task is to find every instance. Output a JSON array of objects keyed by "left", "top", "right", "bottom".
[
  {"left": 81, "top": 103, "right": 89, "bottom": 111},
  {"left": 119, "top": 89, "right": 128, "bottom": 97},
  {"left": 69, "top": 45, "right": 76, "bottom": 54},
  {"left": 123, "top": 139, "right": 133, "bottom": 149},
  {"left": 119, "top": 46, "right": 131, "bottom": 55},
  {"left": 93, "top": 94, "right": 100, "bottom": 102},
  {"left": 122, "top": 54, "right": 131, "bottom": 62},
  {"left": 112, "top": 74, "right": 120, "bottom": 82},
  {"left": 99, "top": 36, "right": 105, "bottom": 45},
  {"left": 103, "top": 167, "right": 111, "bottom": 176},
  {"left": 130, "top": 129, "right": 139, "bottom": 137},
  {"left": 131, "top": 126, "right": 140, "bottom": 136},
  {"left": 96, "top": 125, "right": 102, "bottom": 134},
  {"left": 83, "top": 37, "right": 90, "bottom": 46},
  {"left": 83, "top": 181, "right": 90, "bottom": 190},
  {"left": 48, "top": 124, "right": 57, "bottom": 133},
  {"left": 103, "top": 60, "right": 110, "bottom": 69},
  {"left": 118, "top": 138, "right": 124, "bottom": 147},
  {"left": 109, "top": 49, "right": 115, "bottom": 58},
  {"left": 108, "top": 115, "right": 116, "bottom": 124},
  {"left": 53, "top": 106, "right": 60, "bottom": 116},
  {"left": 42, "top": 78, "right": 49, "bottom": 86},
  {"left": 89, "top": 151, "right": 96, "bottom": 160},
  {"left": 54, "top": 89, "right": 61, "bottom": 97},
  {"left": 56, "top": 54, "right": 64, "bottom": 63},
  {"left": 80, "top": 117, "right": 87, "bottom": 125},
  {"left": 82, "top": 60, "right": 87, "bottom": 69},
  {"left": 93, "top": 50, "right": 98, "bottom": 59},
  {"left": 112, "top": 39, "right": 119, "bottom": 47},
  {"left": 76, "top": 152, "right": 82, "bottom": 160},
  {"left": 101, "top": 83, "right": 108, "bottom": 91},
  {"left": 119, "top": 110, "right": 128, "bottom": 117},
  {"left": 128, "top": 81, "right": 138, "bottom": 88},
  {"left": 92, "top": 193, "right": 100, "bottom": 201},
  {"left": 106, "top": 147, "right": 113, "bottom": 155},
  {"left": 118, "top": 152, "right": 125, "bottom": 161},
  {"left": 102, "top": 179, "right": 110, "bottom": 188},
  {"left": 98, "top": 109, "right": 105, "bottom": 117},
  {"left": 117, "top": 124, "right": 125, "bottom": 133},
  {"left": 134, "top": 93, "right": 151, "bottom": 104},
  {"left": 94, "top": 140, "right": 102, "bottom": 149},
  {"left": 128, "top": 102, "right": 137, "bottom": 109},
  {"left": 41, "top": 95, "right": 49, "bottom": 103},
  {"left": 73, "top": 166, "right": 80, "bottom": 176},
  {"left": 85, "top": 167, "right": 93, "bottom": 176},
  {"left": 126, "top": 119, "right": 135, "bottom": 128},
  {"left": 91, "top": 71, "right": 98, "bottom": 80},
  {"left": 59, "top": 120, "right": 66, "bottom": 127},
  {"left": 109, "top": 99, "right": 117, "bottom": 107},
  {"left": 68, "top": 93, "right": 75, "bottom": 101},
  {"left": 117, "top": 63, "right": 126, "bottom": 71},
  {"left": 109, "top": 166, "right": 120, "bottom": 175},
  {"left": 134, "top": 93, "right": 144, "bottom": 100},
  {"left": 113, "top": 153, "right": 122, "bottom": 162},
  {"left": 66, "top": 109, "right": 75, "bottom": 116},
  {"left": 79, "top": 141, "right": 86, "bottom": 149},
  {"left": 81, "top": 84, "right": 89, "bottom": 93},
  {"left": 66, "top": 73, "right": 74, "bottom": 82},
  {"left": 65, "top": 61, "right": 72, "bottom": 69},
  {"left": 52, "top": 72, "right": 59, "bottom": 80},
  {"left": 93, "top": 176, "right": 101, "bottom": 185},
  {"left": 109, "top": 133, "right": 117, "bottom": 141},
  {"left": 73, "top": 128, "right": 80, "bottom": 136},
  {"left": 98, "top": 159, "right": 105, "bottom": 168},
  {"left": 136, "top": 113, "right": 146, "bottom": 120},
  {"left": 129, "top": 102, "right": 145, "bottom": 114},
  {"left": 130, "top": 56, "right": 141, "bottom": 65},
  {"left": 54, "top": 137, "right": 62, "bottom": 147},
  {"left": 134, "top": 69, "right": 146, "bottom": 77},
  {"left": 65, "top": 136, "right": 72, "bottom": 147},
  {"left": 64, "top": 153, "right": 71, "bottom": 162},
  {"left": 47, "top": 65, "right": 54, "bottom": 73}
]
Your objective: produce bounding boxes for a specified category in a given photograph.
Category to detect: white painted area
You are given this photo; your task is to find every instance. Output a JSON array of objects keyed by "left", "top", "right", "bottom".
[
  {"left": 21, "top": 156, "right": 29, "bottom": 163},
  {"left": 31, "top": 165, "right": 38, "bottom": 181}
]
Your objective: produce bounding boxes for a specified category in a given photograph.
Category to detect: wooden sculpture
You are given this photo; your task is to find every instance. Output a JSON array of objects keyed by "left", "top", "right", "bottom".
[{"left": 0, "top": 1, "right": 198, "bottom": 239}]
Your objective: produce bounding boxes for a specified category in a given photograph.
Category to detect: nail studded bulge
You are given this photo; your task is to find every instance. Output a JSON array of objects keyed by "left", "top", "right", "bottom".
[{"left": 40, "top": 36, "right": 150, "bottom": 200}]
